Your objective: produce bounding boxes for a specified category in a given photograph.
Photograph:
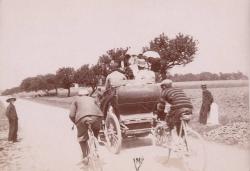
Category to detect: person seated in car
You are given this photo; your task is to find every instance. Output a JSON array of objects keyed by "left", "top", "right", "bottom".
[
  {"left": 123, "top": 54, "right": 135, "bottom": 80},
  {"left": 105, "top": 60, "right": 127, "bottom": 90},
  {"left": 135, "top": 58, "right": 155, "bottom": 83}
]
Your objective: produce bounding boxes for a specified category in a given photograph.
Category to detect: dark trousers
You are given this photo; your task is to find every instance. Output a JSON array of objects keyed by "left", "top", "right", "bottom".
[
  {"left": 167, "top": 108, "right": 192, "bottom": 136},
  {"left": 199, "top": 103, "right": 211, "bottom": 124},
  {"left": 8, "top": 119, "right": 18, "bottom": 142},
  {"left": 76, "top": 116, "right": 102, "bottom": 158}
]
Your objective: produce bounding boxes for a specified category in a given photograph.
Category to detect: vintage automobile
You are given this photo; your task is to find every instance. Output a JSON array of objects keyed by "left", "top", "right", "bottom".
[{"left": 98, "top": 81, "right": 161, "bottom": 154}]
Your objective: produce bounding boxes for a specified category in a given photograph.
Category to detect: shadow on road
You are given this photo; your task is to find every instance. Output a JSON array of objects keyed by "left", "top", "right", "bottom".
[{"left": 121, "top": 137, "right": 153, "bottom": 150}]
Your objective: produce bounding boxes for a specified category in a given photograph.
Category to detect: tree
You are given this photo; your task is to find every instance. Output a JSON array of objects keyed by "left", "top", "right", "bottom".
[
  {"left": 97, "top": 47, "right": 129, "bottom": 80},
  {"left": 74, "top": 64, "right": 91, "bottom": 86},
  {"left": 20, "top": 77, "right": 40, "bottom": 92},
  {"left": 97, "top": 54, "right": 111, "bottom": 77},
  {"left": 43, "top": 74, "right": 59, "bottom": 95},
  {"left": 88, "top": 64, "right": 102, "bottom": 95},
  {"left": 1, "top": 86, "right": 21, "bottom": 96},
  {"left": 106, "top": 47, "right": 128, "bottom": 62},
  {"left": 20, "top": 77, "right": 33, "bottom": 92},
  {"left": 56, "top": 67, "right": 75, "bottom": 97},
  {"left": 75, "top": 64, "right": 101, "bottom": 95},
  {"left": 145, "top": 33, "right": 198, "bottom": 79}
]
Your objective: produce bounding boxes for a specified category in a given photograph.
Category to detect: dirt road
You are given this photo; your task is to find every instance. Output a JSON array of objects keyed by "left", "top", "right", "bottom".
[{"left": 0, "top": 97, "right": 249, "bottom": 171}]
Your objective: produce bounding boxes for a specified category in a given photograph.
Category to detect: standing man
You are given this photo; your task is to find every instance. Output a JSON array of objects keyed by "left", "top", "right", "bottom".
[
  {"left": 5, "top": 97, "right": 18, "bottom": 142},
  {"left": 199, "top": 84, "right": 214, "bottom": 125},
  {"left": 69, "top": 89, "right": 103, "bottom": 164}
]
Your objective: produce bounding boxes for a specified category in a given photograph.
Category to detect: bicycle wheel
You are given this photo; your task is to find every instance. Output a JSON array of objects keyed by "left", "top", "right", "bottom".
[
  {"left": 152, "top": 121, "right": 171, "bottom": 147},
  {"left": 87, "top": 135, "right": 103, "bottom": 171},
  {"left": 180, "top": 121, "right": 207, "bottom": 171}
]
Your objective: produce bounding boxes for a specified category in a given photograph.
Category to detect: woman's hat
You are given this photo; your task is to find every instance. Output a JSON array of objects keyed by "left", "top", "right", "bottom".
[
  {"left": 143, "top": 51, "right": 160, "bottom": 58},
  {"left": 6, "top": 97, "right": 16, "bottom": 103}
]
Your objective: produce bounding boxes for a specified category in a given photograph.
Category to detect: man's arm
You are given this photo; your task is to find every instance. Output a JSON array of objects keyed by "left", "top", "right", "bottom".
[{"left": 69, "top": 101, "right": 77, "bottom": 124}]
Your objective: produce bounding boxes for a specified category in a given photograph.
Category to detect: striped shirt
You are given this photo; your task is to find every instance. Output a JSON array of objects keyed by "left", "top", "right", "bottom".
[{"left": 161, "top": 87, "right": 193, "bottom": 110}]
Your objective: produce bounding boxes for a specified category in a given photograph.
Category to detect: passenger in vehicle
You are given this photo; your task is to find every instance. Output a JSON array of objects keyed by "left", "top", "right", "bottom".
[
  {"left": 105, "top": 61, "right": 127, "bottom": 90},
  {"left": 123, "top": 54, "right": 135, "bottom": 80},
  {"left": 135, "top": 58, "right": 155, "bottom": 83}
]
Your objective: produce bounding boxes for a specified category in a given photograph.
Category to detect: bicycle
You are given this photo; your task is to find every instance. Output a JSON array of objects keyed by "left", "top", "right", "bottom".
[
  {"left": 152, "top": 111, "right": 207, "bottom": 171},
  {"left": 82, "top": 122, "right": 103, "bottom": 171}
]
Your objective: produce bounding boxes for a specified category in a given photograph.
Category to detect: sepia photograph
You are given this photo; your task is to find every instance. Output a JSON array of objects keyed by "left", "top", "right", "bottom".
[{"left": 0, "top": 0, "right": 249, "bottom": 171}]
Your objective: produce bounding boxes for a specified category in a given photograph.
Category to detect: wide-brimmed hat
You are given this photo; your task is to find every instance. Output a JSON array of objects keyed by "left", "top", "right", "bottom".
[
  {"left": 6, "top": 97, "right": 16, "bottom": 103},
  {"left": 137, "top": 58, "right": 146, "bottom": 68},
  {"left": 143, "top": 51, "right": 160, "bottom": 58}
]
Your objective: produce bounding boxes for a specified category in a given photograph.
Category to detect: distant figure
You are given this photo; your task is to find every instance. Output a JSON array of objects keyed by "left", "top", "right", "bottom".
[
  {"left": 69, "top": 89, "right": 103, "bottom": 164},
  {"left": 135, "top": 58, "right": 155, "bottom": 83},
  {"left": 199, "top": 84, "right": 214, "bottom": 125},
  {"left": 5, "top": 97, "right": 18, "bottom": 142}
]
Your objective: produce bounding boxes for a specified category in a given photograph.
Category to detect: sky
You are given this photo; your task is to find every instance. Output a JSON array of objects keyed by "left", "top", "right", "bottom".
[{"left": 0, "top": 0, "right": 249, "bottom": 90}]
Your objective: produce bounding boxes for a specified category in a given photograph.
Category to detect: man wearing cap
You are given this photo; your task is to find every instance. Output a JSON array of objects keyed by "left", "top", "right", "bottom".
[
  {"left": 156, "top": 79, "right": 193, "bottom": 136},
  {"left": 69, "top": 89, "right": 103, "bottom": 163},
  {"left": 199, "top": 84, "right": 214, "bottom": 124},
  {"left": 5, "top": 97, "right": 18, "bottom": 142},
  {"left": 135, "top": 58, "right": 155, "bottom": 83}
]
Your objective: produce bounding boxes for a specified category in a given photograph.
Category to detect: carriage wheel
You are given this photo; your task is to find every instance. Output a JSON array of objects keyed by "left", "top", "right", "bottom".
[{"left": 104, "top": 104, "right": 122, "bottom": 154}]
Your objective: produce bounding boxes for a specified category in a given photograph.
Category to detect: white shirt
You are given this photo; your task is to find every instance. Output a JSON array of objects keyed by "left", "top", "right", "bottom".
[
  {"left": 135, "top": 69, "right": 155, "bottom": 83},
  {"left": 105, "top": 70, "right": 127, "bottom": 89}
]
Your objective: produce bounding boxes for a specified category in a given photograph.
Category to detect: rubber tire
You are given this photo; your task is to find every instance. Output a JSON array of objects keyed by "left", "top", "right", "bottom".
[{"left": 105, "top": 104, "right": 122, "bottom": 154}]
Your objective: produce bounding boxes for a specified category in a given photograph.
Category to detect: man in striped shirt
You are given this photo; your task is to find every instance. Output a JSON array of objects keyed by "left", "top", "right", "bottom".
[{"left": 157, "top": 79, "right": 193, "bottom": 135}]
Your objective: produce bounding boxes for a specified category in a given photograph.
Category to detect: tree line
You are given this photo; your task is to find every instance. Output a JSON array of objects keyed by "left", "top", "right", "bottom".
[
  {"left": 169, "top": 72, "right": 248, "bottom": 82},
  {"left": 1, "top": 32, "right": 247, "bottom": 96}
]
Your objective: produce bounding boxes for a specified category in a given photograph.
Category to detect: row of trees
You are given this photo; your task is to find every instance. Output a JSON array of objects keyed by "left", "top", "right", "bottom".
[
  {"left": 2, "top": 32, "right": 246, "bottom": 97},
  {"left": 2, "top": 70, "right": 247, "bottom": 96},
  {"left": 169, "top": 72, "right": 248, "bottom": 82}
]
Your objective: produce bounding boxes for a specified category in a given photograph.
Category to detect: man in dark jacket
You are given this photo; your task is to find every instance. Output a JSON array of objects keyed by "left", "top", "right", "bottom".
[
  {"left": 69, "top": 89, "right": 103, "bottom": 162},
  {"left": 199, "top": 84, "right": 214, "bottom": 124},
  {"left": 156, "top": 79, "right": 193, "bottom": 135},
  {"left": 5, "top": 97, "right": 18, "bottom": 142}
]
